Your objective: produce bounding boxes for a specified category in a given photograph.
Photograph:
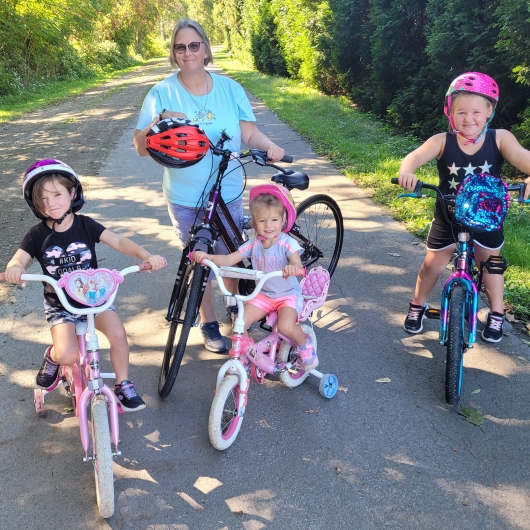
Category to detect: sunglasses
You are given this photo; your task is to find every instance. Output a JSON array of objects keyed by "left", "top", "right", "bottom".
[{"left": 173, "top": 42, "right": 204, "bottom": 54}]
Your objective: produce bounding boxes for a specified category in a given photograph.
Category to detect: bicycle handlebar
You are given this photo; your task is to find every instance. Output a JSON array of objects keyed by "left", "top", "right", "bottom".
[
  {"left": 241, "top": 149, "right": 293, "bottom": 165},
  {"left": 391, "top": 177, "right": 529, "bottom": 203},
  {"left": 200, "top": 258, "right": 304, "bottom": 303},
  {"left": 0, "top": 260, "right": 167, "bottom": 316}
]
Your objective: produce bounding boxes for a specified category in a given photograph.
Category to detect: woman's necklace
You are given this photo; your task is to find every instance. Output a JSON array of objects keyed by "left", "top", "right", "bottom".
[{"left": 179, "top": 73, "right": 210, "bottom": 112}]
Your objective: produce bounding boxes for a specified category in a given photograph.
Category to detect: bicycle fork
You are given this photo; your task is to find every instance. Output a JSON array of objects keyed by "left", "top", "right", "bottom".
[
  {"left": 439, "top": 276, "right": 479, "bottom": 348},
  {"left": 77, "top": 317, "right": 121, "bottom": 461}
]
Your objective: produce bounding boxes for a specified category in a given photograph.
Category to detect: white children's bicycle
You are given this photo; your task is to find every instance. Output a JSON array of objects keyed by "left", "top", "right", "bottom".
[
  {"left": 201, "top": 258, "right": 338, "bottom": 450},
  {"left": 0, "top": 260, "right": 165, "bottom": 518}
]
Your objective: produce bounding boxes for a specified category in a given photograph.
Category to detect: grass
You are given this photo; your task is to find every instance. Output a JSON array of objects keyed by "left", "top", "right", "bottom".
[
  {"left": 0, "top": 58, "right": 165, "bottom": 123},
  {"left": 214, "top": 49, "right": 530, "bottom": 320}
]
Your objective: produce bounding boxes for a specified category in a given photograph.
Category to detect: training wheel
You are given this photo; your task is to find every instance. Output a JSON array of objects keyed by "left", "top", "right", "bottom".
[
  {"left": 319, "top": 374, "right": 338, "bottom": 399},
  {"left": 34, "top": 389, "right": 44, "bottom": 414}
]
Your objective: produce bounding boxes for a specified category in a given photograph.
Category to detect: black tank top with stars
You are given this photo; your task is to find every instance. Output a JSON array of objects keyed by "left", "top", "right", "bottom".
[{"left": 435, "top": 130, "right": 504, "bottom": 218}]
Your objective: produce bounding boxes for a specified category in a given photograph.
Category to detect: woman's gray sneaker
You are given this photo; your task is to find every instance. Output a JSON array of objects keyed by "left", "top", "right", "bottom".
[{"left": 200, "top": 321, "right": 229, "bottom": 353}]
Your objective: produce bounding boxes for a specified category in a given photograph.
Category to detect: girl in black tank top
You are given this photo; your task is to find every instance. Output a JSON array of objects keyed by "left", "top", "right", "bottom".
[{"left": 396, "top": 71, "right": 530, "bottom": 343}]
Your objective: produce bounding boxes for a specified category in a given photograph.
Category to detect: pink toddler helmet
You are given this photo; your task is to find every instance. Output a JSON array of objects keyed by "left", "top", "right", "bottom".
[
  {"left": 444, "top": 72, "right": 499, "bottom": 141},
  {"left": 249, "top": 182, "right": 296, "bottom": 232}
]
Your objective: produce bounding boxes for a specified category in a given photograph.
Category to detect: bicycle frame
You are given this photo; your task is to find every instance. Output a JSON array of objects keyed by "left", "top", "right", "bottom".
[
  {"left": 439, "top": 232, "right": 480, "bottom": 348},
  {"left": 203, "top": 258, "right": 337, "bottom": 449}
]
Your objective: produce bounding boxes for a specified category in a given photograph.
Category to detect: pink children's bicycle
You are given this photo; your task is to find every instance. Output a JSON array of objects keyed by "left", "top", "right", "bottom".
[
  {"left": 202, "top": 258, "right": 338, "bottom": 450},
  {"left": 0, "top": 261, "right": 165, "bottom": 518}
]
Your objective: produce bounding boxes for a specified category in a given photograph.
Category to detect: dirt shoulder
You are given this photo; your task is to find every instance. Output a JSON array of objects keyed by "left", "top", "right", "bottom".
[{"left": 0, "top": 59, "right": 172, "bottom": 302}]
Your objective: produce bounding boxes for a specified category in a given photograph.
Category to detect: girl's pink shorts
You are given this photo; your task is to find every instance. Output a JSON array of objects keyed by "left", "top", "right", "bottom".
[{"left": 247, "top": 293, "right": 298, "bottom": 315}]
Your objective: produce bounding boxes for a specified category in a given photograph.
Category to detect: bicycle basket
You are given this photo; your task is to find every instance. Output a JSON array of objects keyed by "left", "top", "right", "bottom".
[
  {"left": 299, "top": 266, "right": 330, "bottom": 321},
  {"left": 454, "top": 173, "right": 509, "bottom": 232}
]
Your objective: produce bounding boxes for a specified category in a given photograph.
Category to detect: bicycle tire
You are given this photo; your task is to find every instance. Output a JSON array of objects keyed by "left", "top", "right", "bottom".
[
  {"left": 208, "top": 374, "right": 244, "bottom": 450},
  {"left": 291, "top": 194, "right": 344, "bottom": 277},
  {"left": 445, "top": 284, "right": 466, "bottom": 406},
  {"left": 158, "top": 262, "right": 203, "bottom": 398},
  {"left": 91, "top": 396, "right": 114, "bottom": 518}
]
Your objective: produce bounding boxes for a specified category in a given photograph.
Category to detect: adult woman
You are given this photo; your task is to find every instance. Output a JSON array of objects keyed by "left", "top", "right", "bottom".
[{"left": 134, "top": 19, "right": 285, "bottom": 353}]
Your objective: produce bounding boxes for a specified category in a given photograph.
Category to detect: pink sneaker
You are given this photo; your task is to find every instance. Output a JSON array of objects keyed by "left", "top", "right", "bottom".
[{"left": 296, "top": 335, "right": 318, "bottom": 371}]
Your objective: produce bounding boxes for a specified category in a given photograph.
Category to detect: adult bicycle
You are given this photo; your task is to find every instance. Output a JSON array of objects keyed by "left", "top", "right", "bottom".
[
  {"left": 392, "top": 175, "right": 527, "bottom": 406},
  {"left": 158, "top": 130, "right": 344, "bottom": 398}
]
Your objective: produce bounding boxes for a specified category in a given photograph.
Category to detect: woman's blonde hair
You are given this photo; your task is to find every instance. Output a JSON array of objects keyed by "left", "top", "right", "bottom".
[{"left": 169, "top": 19, "right": 212, "bottom": 69}]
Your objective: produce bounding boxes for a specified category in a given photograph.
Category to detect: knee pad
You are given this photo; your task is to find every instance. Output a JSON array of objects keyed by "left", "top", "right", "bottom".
[{"left": 481, "top": 255, "right": 508, "bottom": 275}]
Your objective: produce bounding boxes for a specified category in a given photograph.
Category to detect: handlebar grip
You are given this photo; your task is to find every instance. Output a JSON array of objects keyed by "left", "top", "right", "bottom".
[
  {"left": 137, "top": 257, "right": 167, "bottom": 272},
  {"left": 281, "top": 155, "right": 293, "bottom": 163},
  {"left": 0, "top": 272, "right": 26, "bottom": 287},
  {"left": 391, "top": 177, "right": 399, "bottom": 185}
]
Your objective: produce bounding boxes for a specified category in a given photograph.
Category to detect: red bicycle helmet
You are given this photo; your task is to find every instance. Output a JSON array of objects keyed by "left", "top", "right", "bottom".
[
  {"left": 249, "top": 182, "right": 296, "bottom": 232},
  {"left": 23, "top": 159, "right": 84, "bottom": 220},
  {"left": 146, "top": 118, "right": 209, "bottom": 168}
]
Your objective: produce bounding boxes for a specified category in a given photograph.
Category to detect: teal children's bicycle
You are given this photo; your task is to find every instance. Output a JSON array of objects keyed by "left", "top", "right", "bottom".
[{"left": 393, "top": 174, "right": 527, "bottom": 406}]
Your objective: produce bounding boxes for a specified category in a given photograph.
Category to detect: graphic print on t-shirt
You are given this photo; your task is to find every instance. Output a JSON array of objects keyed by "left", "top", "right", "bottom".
[
  {"left": 43, "top": 242, "right": 92, "bottom": 278},
  {"left": 447, "top": 160, "right": 495, "bottom": 191}
]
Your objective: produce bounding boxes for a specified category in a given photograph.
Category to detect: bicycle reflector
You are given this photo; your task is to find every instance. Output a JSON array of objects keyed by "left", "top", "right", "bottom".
[
  {"left": 455, "top": 173, "right": 509, "bottom": 232},
  {"left": 146, "top": 118, "right": 209, "bottom": 168}
]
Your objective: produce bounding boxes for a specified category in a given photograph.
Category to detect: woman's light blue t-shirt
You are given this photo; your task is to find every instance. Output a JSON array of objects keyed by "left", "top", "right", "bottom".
[{"left": 136, "top": 71, "right": 256, "bottom": 207}]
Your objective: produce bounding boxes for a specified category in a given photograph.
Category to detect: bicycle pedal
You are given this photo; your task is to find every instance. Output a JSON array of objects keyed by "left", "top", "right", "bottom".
[{"left": 425, "top": 308, "right": 440, "bottom": 319}]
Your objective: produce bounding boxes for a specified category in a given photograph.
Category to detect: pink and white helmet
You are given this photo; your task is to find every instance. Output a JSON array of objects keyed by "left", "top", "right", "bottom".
[{"left": 249, "top": 182, "right": 296, "bottom": 232}]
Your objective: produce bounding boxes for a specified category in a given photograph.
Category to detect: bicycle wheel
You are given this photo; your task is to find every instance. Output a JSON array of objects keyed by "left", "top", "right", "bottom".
[
  {"left": 445, "top": 284, "right": 466, "bottom": 406},
  {"left": 277, "top": 324, "right": 315, "bottom": 388},
  {"left": 158, "top": 262, "right": 203, "bottom": 398},
  {"left": 208, "top": 375, "right": 244, "bottom": 450},
  {"left": 91, "top": 396, "right": 114, "bottom": 518},
  {"left": 291, "top": 194, "right": 344, "bottom": 277}
]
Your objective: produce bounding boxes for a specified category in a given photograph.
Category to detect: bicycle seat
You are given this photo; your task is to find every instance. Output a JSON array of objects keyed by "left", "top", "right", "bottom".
[{"left": 271, "top": 170, "right": 309, "bottom": 190}]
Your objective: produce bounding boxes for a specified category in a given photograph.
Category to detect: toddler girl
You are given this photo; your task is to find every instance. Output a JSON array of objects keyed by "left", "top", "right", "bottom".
[
  {"left": 398, "top": 72, "right": 530, "bottom": 342},
  {"left": 192, "top": 183, "right": 318, "bottom": 370}
]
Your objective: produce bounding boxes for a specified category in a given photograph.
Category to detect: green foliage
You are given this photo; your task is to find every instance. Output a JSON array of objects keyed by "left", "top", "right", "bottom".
[
  {"left": 495, "top": 0, "right": 530, "bottom": 149},
  {"left": 249, "top": 0, "right": 287, "bottom": 76},
  {"left": 328, "top": 0, "right": 373, "bottom": 107},
  {"left": 0, "top": 0, "right": 173, "bottom": 95},
  {"left": 79, "top": 41, "right": 138, "bottom": 74},
  {"left": 369, "top": 0, "right": 429, "bottom": 117},
  {"left": 214, "top": 0, "right": 530, "bottom": 142}
]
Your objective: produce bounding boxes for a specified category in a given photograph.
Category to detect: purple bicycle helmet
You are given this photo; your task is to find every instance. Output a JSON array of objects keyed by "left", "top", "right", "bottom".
[
  {"left": 444, "top": 72, "right": 499, "bottom": 142},
  {"left": 23, "top": 159, "right": 84, "bottom": 220}
]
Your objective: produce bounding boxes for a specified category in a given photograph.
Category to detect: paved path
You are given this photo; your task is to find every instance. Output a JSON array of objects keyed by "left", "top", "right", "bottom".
[{"left": 1, "top": 59, "right": 530, "bottom": 529}]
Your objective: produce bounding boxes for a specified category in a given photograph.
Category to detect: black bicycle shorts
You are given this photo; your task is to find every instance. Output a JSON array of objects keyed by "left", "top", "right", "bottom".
[{"left": 426, "top": 214, "right": 504, "bottom": 251}]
